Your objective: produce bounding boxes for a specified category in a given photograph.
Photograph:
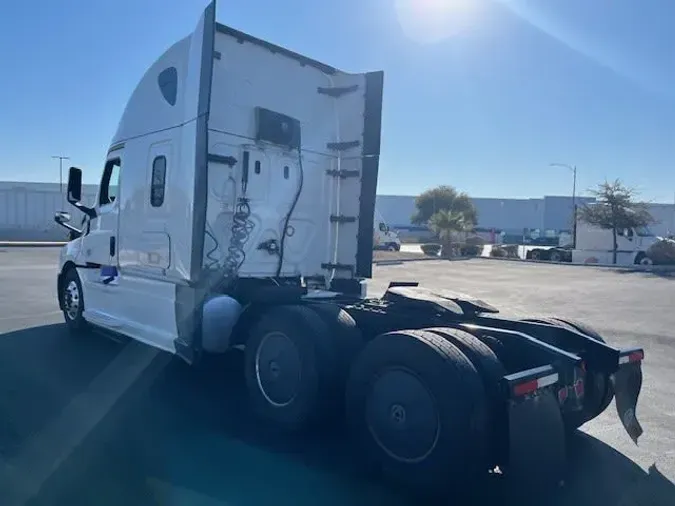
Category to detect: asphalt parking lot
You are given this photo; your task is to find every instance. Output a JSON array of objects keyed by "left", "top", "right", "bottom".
[{"left": 0, "top": 248, "right": 674, "bottom": 506}]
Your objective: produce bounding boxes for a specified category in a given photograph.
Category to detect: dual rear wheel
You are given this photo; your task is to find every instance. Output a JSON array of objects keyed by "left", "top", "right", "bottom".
[{"left": 244, "top": 304, "right": 506, "bottom": 494}]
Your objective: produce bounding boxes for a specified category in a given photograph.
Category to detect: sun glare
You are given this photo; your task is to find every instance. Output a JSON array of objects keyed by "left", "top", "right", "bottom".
[
  {"left": 395, "top": 0, "right": 482, "bottom": 44},
  {"left": 417, "top": 0, "right": 474, "bottom": 14}
]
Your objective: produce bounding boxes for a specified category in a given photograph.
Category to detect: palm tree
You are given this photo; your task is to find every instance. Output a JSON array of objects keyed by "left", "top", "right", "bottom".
[{"left": 429, "top": 209, "right": 469, "bottom": 258}]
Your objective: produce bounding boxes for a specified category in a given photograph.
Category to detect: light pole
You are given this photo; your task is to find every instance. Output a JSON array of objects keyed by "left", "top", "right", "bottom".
[
  {"left": 550, "top": 163, "right": 577, "bottom": 246},
  {"left": 52, "top": 155, "right": 70, "bottom": 209}
]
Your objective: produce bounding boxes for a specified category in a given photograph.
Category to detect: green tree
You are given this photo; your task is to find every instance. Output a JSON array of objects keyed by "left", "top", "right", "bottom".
[
  {"left": 429, "top": 209, "right": 471, "bottom": 258},
  {"left": 577, "top": 179, "right": 654, "bottom": 264},
  {"left": 412, "top": 185, "right": 477, "bottom": 227}
]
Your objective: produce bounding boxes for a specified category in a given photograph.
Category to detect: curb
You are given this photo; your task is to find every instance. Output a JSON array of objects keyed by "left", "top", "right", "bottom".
[
  {"left": 475, "top": 255, "right": 675, "bottom": 272},
  {"left": 373, "top": 256, "right": 470, "bottom": 266},
  {"left": 373, "top": 254, "right": 675, "bottom": 274},
  {"left": 0, "top": 242, "right": 67, "bottom": 248}
]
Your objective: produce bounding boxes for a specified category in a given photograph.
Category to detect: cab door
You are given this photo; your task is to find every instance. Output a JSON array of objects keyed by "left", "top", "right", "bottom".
[{"left": 79, "top": 155, "right": 122, "bottom": 327}]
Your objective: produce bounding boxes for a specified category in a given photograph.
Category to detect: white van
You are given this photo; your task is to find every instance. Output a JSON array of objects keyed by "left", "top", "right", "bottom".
[{"left": 373, "top": 220, "right": 401, "bottom": 251}]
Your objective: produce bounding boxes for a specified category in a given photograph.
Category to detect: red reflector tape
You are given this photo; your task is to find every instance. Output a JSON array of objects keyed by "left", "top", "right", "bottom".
[
  {"left": 557, "top": 387, "right": 568, "bottom": 403},
  {"left": 619, "top": 350, "right": 644, "bottom": 365},
  {"left": 574, "top": 378, "right": 584, "bottom": 397},
  {"left": 513, "top": 379, "right": 538, "bottom": 396},
  {"left": 513, "top": 372, "right": 559, "bottom": 396}
]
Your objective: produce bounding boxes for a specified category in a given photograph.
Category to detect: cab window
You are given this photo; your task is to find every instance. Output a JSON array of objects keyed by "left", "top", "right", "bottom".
[
  {"left": 99, "top": 158, "right": 121, "bottom": 206},
  {"left": 379, "top": 222, "right": 387, "bottom": 232}
]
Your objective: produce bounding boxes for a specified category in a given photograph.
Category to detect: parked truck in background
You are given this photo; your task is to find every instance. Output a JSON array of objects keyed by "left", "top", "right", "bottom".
[
  {"left": 571, "top": 221, "right": 659, "bottom": 265},
  {"left": 53, "top": 1, "right": 646, "bottom": 498},
  {"left": 527, "top": 217, "right": 659, "bottom": 265},
  {"left": 373, "top": 219, "right": 401, "bottom": 251}
]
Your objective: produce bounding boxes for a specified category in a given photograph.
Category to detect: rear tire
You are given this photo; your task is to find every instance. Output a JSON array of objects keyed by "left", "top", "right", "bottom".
[
  {"left": 60, "top": 267, "right": 88, "bottom": 334},
  {"left": 425, "top": 327, "right": 507, "bottom": 466},
  {"left": 523, "top": 316, "right": 614, "bottom": 429},
  {"left": 551, "top": 317, "right": 615, "bottom": 423},
  {"left": 550, "top": 250, "right": 562, "bottom": 262},
  {"left": 307, "top": 303, "right": 363, "bottom": 407},
  {"left": 345, "top": 329, "right": 488, "bottom": 496},
  {"left": 244, "top": 304, "right": 344, "bottom": 431}
]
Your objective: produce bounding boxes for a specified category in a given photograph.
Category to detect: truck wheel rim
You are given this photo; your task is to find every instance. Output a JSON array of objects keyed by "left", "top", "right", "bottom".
[
  {"left": 255, "top": 331, "right": 301, "bottom": 407},
  {"left": 64, "top": 280, "right": 80, "bottom": 320},
  {"left": 365, "top": 367, "right": 440, "bottom": 463}
]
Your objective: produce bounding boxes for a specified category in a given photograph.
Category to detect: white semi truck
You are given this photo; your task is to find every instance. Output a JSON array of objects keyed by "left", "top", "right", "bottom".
[
  {"left": 54, "top": 1, "right": 646, "bottom": 497},
  {"left": 571, "top": 221, "right": 659, "bottom": 265},
  {"left": 527, "top": 217, "right": 659, "bottom": 265}
]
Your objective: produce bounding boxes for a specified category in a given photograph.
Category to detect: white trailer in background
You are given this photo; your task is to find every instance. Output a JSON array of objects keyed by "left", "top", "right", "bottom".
[{"left": 52, "top": 1, "right": 647, "bottom": 499}]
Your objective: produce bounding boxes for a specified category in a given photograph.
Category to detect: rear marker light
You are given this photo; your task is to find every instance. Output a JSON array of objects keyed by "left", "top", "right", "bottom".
[
  {"left": 619, "top": 350, "right": 644, "bottom": 365},
  {"left": 558, "top": 387, "right": 569, "bottom": 403},
  {"left": 514, "top": 372, "right": 559, "bottom": 397},
  {"left": 574, "top": 379, "right": 584, "bottom": 397}
]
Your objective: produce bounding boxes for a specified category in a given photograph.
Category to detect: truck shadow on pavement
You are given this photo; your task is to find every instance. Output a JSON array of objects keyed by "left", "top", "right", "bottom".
[{"left": 1, "top": 325, "right": 673, "bottom": 506}]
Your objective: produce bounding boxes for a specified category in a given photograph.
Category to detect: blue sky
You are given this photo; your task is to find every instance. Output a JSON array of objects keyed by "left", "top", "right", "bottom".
[{"left": 1, "top": 0, "right": 674, "bottom": 202}]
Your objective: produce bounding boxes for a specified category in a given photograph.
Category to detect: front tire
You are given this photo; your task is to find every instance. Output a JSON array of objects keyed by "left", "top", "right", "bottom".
[
  {"left": 345, "top": 329, "right": 488, "bottom": 495},
  {"left": 635, "top": 253, "right": 653, "bottom": 266},
  {"left": 60, "top": 268, "right": 88, "bottom": 334}
]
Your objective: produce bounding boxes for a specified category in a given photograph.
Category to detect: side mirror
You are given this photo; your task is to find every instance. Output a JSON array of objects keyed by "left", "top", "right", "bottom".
[
  {"left": 66, "top": 166, "right": 97, "bottom": 218},
  {"left": 67, "top": 167, "right": 83, "bottom": 204}
]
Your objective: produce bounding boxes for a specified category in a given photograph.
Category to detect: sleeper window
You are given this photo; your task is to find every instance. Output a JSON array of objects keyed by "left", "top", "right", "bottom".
[{"left": 151, "top": 156, "right": 167, "bottom": 207}]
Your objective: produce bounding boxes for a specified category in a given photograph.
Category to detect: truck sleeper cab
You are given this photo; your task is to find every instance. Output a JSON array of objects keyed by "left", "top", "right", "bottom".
[{"left": 55, "top": 1, "right": 646, "bottom": 499}]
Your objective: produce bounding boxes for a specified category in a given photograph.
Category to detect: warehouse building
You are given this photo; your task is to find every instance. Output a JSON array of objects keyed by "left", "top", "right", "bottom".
[
  {"left": 376, "top": 194, "right": 675, "bottom": 239},
  {"left": 1, "top": 182, "right": 674, "bottom": 241}
]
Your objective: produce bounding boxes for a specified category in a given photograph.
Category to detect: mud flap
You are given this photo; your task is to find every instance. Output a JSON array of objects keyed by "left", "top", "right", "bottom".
[
  {"left": 507, "top": 390, "right": 566, "bottom": 490},
  {"left": 613, "top": 362, "right": 644, "bottom": 444}
]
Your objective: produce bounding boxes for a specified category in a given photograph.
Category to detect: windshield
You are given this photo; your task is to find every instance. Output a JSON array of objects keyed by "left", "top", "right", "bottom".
[{"left": 636, "top": 226, "right": 655, "bottom": 237}]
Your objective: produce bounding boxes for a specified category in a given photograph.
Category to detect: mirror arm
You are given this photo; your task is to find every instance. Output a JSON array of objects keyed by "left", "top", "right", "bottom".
[
  {"left": 73, "top": 201, "right": 97, "bottom": 219},
  {"left": 54, "top": 215, "right": 82, "bottom": 235}
]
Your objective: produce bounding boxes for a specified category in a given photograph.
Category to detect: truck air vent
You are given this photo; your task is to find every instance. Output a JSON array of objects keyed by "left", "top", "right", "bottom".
[
  {"left": 255, "top": 107, "right": 301, "bottom": 149},
  {"left": 327, "top": 140, "right": 360, "bottom": 151},
  {"left": 317, "top": 84, "right": 359, "bottom": 97},
  {"left": 157, "top": 67, "right": 178, "bottom": 106}
]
